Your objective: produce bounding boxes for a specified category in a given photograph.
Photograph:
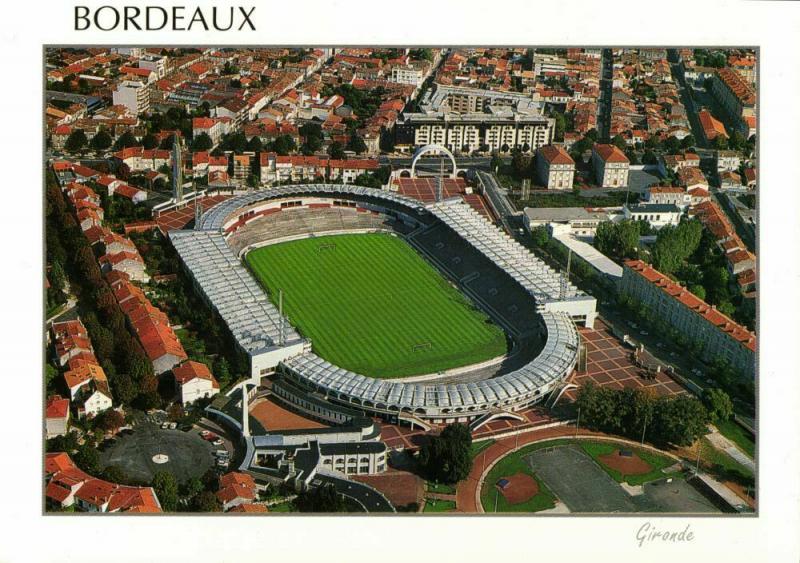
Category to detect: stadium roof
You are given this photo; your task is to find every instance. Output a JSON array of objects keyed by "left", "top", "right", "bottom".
[{"left": 169, "top": 229, "right": 301, "bottom": 354}]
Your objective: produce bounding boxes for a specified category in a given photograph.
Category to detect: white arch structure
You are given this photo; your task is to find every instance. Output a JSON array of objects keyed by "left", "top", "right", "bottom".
[{"left": 411, "top": 144, "right": 458, "bottom": 179}]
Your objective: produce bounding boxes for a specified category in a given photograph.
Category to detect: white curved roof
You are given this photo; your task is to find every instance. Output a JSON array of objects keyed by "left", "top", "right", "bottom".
[
  {"left": 281, "top": 312, "right": 578, "bottom": 410},
  {"left": 172, "top": 184, "right": 585, "bottom": 414}
]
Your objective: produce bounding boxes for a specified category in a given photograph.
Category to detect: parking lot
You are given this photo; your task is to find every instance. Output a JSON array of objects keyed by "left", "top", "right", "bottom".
[{"left": 99, "top": 423, "right": 220, "bottom": 484}]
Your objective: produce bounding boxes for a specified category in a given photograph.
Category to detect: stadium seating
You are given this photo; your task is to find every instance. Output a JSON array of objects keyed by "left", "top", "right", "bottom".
[{"left": 172, "top": 185, "right": 583, "bottom": 422}]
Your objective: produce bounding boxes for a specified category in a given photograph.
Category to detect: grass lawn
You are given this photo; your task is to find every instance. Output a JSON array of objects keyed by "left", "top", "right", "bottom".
[
  {"left": 426, "top": 482, "right": 456, "bottom": 495},
  {"left": 246, "top": 233, "right": 507, "bottom": 378},
  {"left": 579, "top": 442, "right": 680, "bottom": 486},
  {"left": 700, "top": 437, "right": 754, "bottom": 484},
  {"left": 423, "top": 499, "right": 457, "bottom": 513},
  {"left": 268, "top": 501, "right": 294, "bottom": 512},
  {"left": 479, "top": 440, "right": 565, "bottom": 513},
  {"left": 714, "top": 419, "right": 755, "bottom": 458}
]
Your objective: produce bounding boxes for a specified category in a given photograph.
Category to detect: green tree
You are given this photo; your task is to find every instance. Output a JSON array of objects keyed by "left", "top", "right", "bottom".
[
  {"left": 418, "top": 423, "right": 473, "bottom": 484},
  {"left": 152, "top": 471, "right": 179, "bottom": 512},
  {"left": 114, "top": 373, "right": 137, "bottom": 405},
  {"left": 102, "top": 465, "right": 128, "bottom": 484},
  {"left": 688, "top": 284, "right": 707, "bottom": 300},
  {"left": 273, "top": 134, "right": 296, "bottom": 156},
  {"left": 651, "top": 395, "right": 709, "bottom": 447},
  {"left": 142, "top": 133, "right": 159, "bottom": 150},
  {"left": 530, "top": 226, "right": 550, "bottom": 247},
  {"left": 681, "top": 135, "right": 696, "bottom": 150},
  {"left": 64, "top": 130, "right": 88, "bottom": 153},
  {"left": 347, "top": 134, "right": 367, "bottom": 155},
  {"left": 97, "top": 409, "right": 125, "bottom": 432},
  {"left": 490, "top": 153, "right": 502, "bottom": 172},
  {"left": 191, "top": 132, "right": 213, "bottom": 151},
  {"left": 193, "top": 490, "right": 221, "bottom": 512},
  {"left": 113, "top": 131, "right": 138, "bottom": 150},
  {"left": 328, "top": 141, "right": 345, "bottom": 160},
  {"left": 295, "top": 483, "right": 347, "bottom": 512},
  {"left": 74, "top": 443, "right": 101, "bottom": 475},
  {"left": 246, "top": 135, "right": 263, "bottom": 153},
  {"left": 90, "top": 130, "right": 113, "bottom": 152},
  {"left": 702, "top": 388, "right": 734, "bottom": 423}
]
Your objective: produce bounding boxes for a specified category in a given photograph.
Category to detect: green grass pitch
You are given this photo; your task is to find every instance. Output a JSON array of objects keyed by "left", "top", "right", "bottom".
[{"left": 245, "top": 233, "right": 508, "bottom": 378}]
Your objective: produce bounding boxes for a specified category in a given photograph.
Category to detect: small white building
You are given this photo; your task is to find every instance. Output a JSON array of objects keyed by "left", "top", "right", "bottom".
[
  {"left": 79, "top": 382, "right": 113, "bottom": 419},
  {"left": 644, "top": 186, "right": 691, "bottom": 209},
  {"left": 536, "top": 145, "right": 576, "bottom": 190},
  {"left": 173, "top": 361, "right": 220, "bottom": 405},
  {"left": 716, "top": 150, "right": 742, "bottom": 172},
  {"left": 592, "top": 144, "right": 630, "bottom": 188},
  {"left": 45, "top": 396, "right": 70, "bottom": 439},
  {"left": 623, "top": 203, "right": 682, "bottom": 229}
]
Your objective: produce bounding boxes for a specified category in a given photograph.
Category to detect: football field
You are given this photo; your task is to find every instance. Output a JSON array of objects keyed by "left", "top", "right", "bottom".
[{"left": 245, "top": 233, "right": 508, "bottom": 378}]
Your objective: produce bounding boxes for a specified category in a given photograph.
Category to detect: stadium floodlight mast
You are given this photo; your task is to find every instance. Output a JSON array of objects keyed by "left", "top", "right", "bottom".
[{"left": 641, "top": 411, "right": 649, "bottom": 446}]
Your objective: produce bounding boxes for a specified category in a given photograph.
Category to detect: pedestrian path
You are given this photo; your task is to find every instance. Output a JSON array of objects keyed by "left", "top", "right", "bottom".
[{"left": 706, "top": 427, "right": 755, "bottom": 473}]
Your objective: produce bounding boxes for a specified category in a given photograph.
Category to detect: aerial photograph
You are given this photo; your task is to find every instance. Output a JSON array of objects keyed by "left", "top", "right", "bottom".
[{"left": 43, "top": 46, "right": 757, "bottom": 515}]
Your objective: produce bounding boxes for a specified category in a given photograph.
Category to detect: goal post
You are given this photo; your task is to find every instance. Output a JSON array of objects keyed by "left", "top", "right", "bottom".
[
  {"left": 317, "top": 242, "right": 337, "bottom": 253},
  {"left": 412, "top": 341, "right": 432, "bottom": 353}
]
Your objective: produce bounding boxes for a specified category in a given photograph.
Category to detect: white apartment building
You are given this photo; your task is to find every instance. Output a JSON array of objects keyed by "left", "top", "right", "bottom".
[
  {"left": 112, "top": 80, "right": 150, "bottom": 115},
  {"left": 619, "top": 260, "right": 755, "bottom": 378},
  {"left": 402, "top": 113, "right": 553, "bottom": 154},
  {"left": 139, "top": 55, "right": 168, "bottom": 79},
  {"left": 390, "top": 65, "right": 424, "bottom": 86}
]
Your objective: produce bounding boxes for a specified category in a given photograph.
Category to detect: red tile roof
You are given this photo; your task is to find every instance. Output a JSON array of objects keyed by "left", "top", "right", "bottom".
[
  {"left": 173, "top": 360, "right": 219, "bottom": 389},
  {"left": 229, "top": 503, "right": 268, "bottom": 513},
  {"left": 46, "top": 396, "right": 70, "bottom": 419},
  {"left": 538, "top": 144, "right": 575, "bottom": 165},
  {"left": 45, "top": 453, "right": 162, "bottom": 513},
  {"left": 593, "top": 144, "right": 630, "bottom": 163}
]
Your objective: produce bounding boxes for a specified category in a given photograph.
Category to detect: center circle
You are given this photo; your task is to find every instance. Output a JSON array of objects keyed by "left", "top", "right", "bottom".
[{"left": 152, "top": 454, "right": 170, "bottom": 464}]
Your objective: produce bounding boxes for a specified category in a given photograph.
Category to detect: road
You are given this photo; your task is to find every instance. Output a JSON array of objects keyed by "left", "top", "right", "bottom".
[
  {"left": 713, "top": 191, "right": 756, "bottom": 251},
  {"left": 475, "top": 170, "right": 521, "bottom": 234},
  {"left": 597, "top": 48, "right": 613, "bottom": 142},
  {"left": 668, "top": 54, "right": 709, "bottom": 150},
  {"left": 379, "top": 155, "right": 494, "bottom": 171}
]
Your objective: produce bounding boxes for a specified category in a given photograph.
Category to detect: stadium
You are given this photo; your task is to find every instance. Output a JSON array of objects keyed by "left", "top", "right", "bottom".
[{"left": 169, "top": 181, "right": 597, "bottom": 425}]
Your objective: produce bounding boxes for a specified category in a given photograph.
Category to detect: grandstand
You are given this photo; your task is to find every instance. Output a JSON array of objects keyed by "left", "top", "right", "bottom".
[
  {"left": 227, "top": 205, "right": 400, "bottom": 256},
  {"left": 170, "top": 184, "right": 595, "bottom": 423}
]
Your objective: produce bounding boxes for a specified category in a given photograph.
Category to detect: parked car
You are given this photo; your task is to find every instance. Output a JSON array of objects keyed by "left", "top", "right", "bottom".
[
  {"left": 161, "top": 422, "right": 170, "bottom": 429},
  {"left": 169, "top": 422, "right": 177, "bottom": 430},
  {"left": 213, "top": 438, "right": 224, "bottom": 446}
]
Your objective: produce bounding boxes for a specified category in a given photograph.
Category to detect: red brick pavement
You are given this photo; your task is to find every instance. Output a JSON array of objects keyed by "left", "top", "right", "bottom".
[
  {"left": 566, "top": 319, "right": 687, "bottom": 401},
  {"left": 155, "top": 195, "right": 230, "bottom": 234}
]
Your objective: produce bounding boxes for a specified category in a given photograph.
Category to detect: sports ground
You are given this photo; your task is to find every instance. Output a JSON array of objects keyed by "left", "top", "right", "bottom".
[{"left": 246, "top": 233, "right": 508, "bottom": 378}]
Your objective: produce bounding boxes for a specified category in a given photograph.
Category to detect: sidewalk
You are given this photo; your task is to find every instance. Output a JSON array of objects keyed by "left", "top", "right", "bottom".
[{"left": 706, "top": 426, "right": 755, "bottom": 473}]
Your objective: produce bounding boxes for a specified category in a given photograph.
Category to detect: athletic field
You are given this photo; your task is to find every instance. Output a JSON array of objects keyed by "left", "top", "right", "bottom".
[{"left": 246, "top": 233, "right": 507, "bottom": 378}]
